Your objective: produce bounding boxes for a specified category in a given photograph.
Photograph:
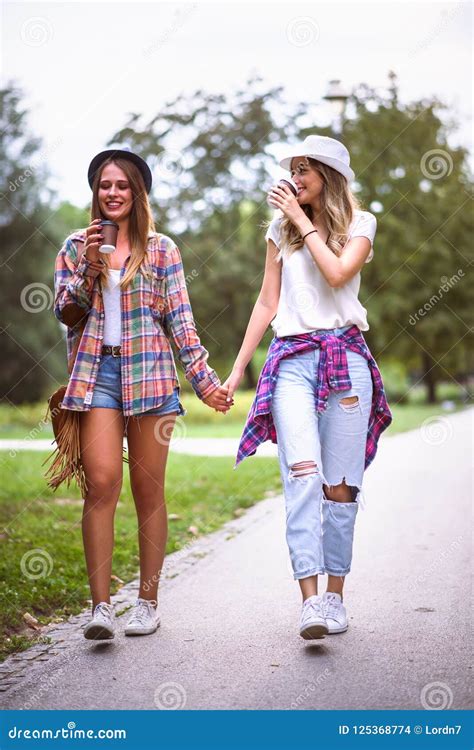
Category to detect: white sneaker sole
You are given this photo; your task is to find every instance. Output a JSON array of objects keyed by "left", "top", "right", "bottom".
[
  {"left": 84, "top": 623, "right": 115, "bottom": 640},
  {"left": 327, "top": 622, "right": 348, "bottom": 634},
  {"left": 300, "top": 621, "right": 328, "bottom": 640},
  {"left": 124, "top": 621, "right": 160, "bottom": 637}
]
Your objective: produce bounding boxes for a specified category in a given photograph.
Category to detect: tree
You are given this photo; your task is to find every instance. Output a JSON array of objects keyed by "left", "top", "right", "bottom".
[
  {"left": 338, "top": 72, "right": 473, "bottom": 402},
  {"left": 0, "top": 83, "right": 65, "bottom": 403}
]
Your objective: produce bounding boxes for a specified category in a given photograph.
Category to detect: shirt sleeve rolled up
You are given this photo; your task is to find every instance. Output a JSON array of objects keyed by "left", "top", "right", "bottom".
[{"left": 54, "top": 236, "right": 104, "bottom": 328}]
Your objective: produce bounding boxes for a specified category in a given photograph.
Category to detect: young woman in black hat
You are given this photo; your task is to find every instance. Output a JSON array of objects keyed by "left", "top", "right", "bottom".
[{"left": 53, "top": 149, "right": 232, "bottom": 640}]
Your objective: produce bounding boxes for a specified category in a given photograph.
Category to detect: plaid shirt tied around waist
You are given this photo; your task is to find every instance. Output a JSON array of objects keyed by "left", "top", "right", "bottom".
[
  {"left": 54, "top": 231, "right": 221, "bottom": 415},
  {"left": 234, "top": 325, "right": 392, "bottom": 470}
]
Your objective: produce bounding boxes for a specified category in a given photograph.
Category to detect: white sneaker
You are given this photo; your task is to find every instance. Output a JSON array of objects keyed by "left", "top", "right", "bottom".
[
  {"left": 83, "top": 601, "right": 115, "bottom": 640},
  {"left": 322, "top": 592, "right": 348, "bottom": 633},
  {"left": 124, "top": 598, "right": 160, "bottom": 636},
  {"left": 299, "top": 595, "right": 328, "bottom": 640}
]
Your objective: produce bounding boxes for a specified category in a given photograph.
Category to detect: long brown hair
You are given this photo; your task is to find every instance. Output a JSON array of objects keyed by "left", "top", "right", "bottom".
[
  {"left": 90, "top": 157, "right": 156, "bottom": 288},
  {"left": 273, "top": 157, "right": 363, "bottom": 262}
]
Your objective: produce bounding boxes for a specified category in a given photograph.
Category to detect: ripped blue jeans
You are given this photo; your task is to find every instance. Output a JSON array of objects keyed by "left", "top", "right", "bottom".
[{"left": 270, "top": 326, "right": 373, "bottom": 579}]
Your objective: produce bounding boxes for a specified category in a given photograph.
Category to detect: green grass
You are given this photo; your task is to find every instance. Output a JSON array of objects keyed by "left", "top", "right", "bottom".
[
  {"left": 387, "top": 402, "right": 468, "bottom": 433},
  {"left": 0, "top": 382, "right": 470, "bottom": 662},
  {"left": 0, "top": 383, "right": 470, "bottom": 441},
  {"left": 175, "top": 401, "right": 468, "bottom": 438},
  {"left": 0, "top": 451, "right": 281, "bottom": 662}
]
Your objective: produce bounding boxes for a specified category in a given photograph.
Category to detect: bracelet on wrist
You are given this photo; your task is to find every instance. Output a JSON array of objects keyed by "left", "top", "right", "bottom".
[
  {"left": 83, "top": 257, "right": 105, "bottom": 272},
  {"left": 82, "top": 258, "right": 105, "bottom": 277},
  {"left": 84, "top": 254, "right": 104, "bottom": 265},
  {"left": 302, "top": 229, "right": 318, "bottom": 241}
]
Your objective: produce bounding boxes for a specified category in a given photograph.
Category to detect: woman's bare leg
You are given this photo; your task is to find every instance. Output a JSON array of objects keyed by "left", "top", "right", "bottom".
[
  {"left": 299, "top": 576, "right": 318, "bottom": 600},
  {"left": 80, "top": 408, "right": 124, "bottom": 608},
  {"left": 326, "top": 575, "right": 345, "bottom": 597},
  {"left": 126, "top": 413, "right": 176, "bottom": 603},
  {"left": 323, "top": 480, "right": 354, "bottom": 601}
]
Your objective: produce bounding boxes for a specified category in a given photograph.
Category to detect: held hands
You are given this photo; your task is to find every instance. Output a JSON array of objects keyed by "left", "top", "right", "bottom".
[
  {"left": 267, "top": 183, "right": 305, "bottom": 225},
  {"left": 203, "top": 385, "right": 234, "bottom": 414},
  {"left": 202, "top": 366, "right": 245, "bottom": 414},
  {"left": 221, "top": 367, "right": 245, "bottom": 404}
]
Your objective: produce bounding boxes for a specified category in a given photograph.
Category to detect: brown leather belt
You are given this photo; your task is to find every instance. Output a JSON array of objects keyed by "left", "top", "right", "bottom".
[{"left": 101, "top": 345, "right": 121, "bottom": 357}]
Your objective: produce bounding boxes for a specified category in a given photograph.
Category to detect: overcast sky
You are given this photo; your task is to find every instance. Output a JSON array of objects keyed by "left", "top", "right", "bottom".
[{"left": 3, "top": 0, "right": 472, "bottom": 206}]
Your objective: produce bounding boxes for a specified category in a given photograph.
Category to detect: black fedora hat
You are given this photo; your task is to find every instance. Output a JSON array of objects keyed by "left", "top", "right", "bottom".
[{"left": 87, "top": 148, "right": 152, "bottom": 193}]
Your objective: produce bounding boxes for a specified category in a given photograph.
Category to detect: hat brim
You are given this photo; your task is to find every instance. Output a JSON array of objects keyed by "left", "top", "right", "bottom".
[
  {"left": 88, "top": 149, "right": 152, "bottom": 193},
  {"left": 279, "top": 153, "right": 354, "bottom": 182}
]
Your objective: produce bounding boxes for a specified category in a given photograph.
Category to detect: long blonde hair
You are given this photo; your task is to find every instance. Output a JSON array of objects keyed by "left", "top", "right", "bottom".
[
  {"left": 273, "top": 157, "right": 363, "bottom": 262},
  {"left": 90, "top": 157, "right": 156, "bottom": 288}
]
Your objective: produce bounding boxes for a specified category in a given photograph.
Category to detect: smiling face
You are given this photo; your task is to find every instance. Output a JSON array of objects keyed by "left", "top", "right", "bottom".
[
  {"left": 98, "top": 162, "right": 134, "bottom": 222},
  {"left": 290, "top": 156, "right": 324, "bottom": 206}
]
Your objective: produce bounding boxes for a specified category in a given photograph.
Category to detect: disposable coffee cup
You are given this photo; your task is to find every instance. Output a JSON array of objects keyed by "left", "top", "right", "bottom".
[
  {"left": 278, "top": 177, "right": 298, "bottom": 195},
  {"left": 267, "top": 177, "right": 298, "bottom": 206},
  {"left": 99, "top": 220, "right": 119, "bottom": 254}
]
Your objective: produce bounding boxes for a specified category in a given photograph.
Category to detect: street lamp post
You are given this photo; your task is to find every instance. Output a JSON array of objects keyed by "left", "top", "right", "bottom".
[{"left": 323, "top": 79, "right": 350, "bottom": 135}]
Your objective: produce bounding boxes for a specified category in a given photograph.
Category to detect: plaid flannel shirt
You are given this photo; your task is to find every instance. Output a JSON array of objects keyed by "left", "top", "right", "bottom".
[
  {"left": 54, "top": 230, "right": 221, "bottom": 415},
  {"left": 234, "top": 324, "right": 392, "bottom": 470}
]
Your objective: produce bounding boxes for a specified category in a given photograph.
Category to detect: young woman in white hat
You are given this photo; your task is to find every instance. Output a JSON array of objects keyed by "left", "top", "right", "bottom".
[
  {"left": 53, "top": 149, "right": 232, "bottom": 641},
  {"left": 226, "top": 135, "right": 392, "bottom": 640}
]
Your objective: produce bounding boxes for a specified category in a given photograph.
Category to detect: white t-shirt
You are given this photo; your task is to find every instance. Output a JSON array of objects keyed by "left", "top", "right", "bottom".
[
  {"left": 265, "top": 210, "right": 377, "bottom": 336},
  {"left": 102, "top": 269, "right": 122, "bottom": 346}
]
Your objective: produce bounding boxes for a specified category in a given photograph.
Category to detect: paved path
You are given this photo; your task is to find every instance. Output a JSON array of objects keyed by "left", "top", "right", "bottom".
[
  {"left": 0, "top": 410, "right": 471, "bottom": 709},
  {"left": 0, "top": 436, "right": 277, "bottom": 458}
]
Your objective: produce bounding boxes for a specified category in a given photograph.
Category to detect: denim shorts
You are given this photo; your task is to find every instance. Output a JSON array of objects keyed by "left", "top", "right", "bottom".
[
  {"left": 270, "top": 325, "right": 373, "bottom": 579},
  {"left": 90, "top": 354, "right": 187, "bottom": 417}
]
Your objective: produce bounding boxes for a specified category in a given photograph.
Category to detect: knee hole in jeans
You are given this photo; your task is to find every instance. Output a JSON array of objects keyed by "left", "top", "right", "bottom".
[
  {"left": 324, "top": 477, "right": 359, "bottom": 502},
  {"left": 289, "top": 461, "right": 319, "bottom": 481},
  {"left": 338, "top": 395, "right": 360, "bottom": 413}
]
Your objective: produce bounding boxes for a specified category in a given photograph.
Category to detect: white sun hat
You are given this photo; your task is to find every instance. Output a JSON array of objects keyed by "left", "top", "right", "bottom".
[{"left": 279, "top": 134, "right": 355, "bottom": 183}]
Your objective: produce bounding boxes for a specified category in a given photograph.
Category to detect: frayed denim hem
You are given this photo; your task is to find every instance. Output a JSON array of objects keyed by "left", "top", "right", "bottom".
[
  {"left": 293, "top": 567, "right": 326, "bottom": 580},
  {"left": 325, "top": 568, "right": 351, "bottom": 576}
]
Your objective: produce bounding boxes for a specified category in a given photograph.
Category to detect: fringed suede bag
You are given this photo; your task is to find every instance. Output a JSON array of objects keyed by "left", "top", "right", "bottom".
[{"left": 43, "top": 328, "right": 88, "bottom": 495}]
